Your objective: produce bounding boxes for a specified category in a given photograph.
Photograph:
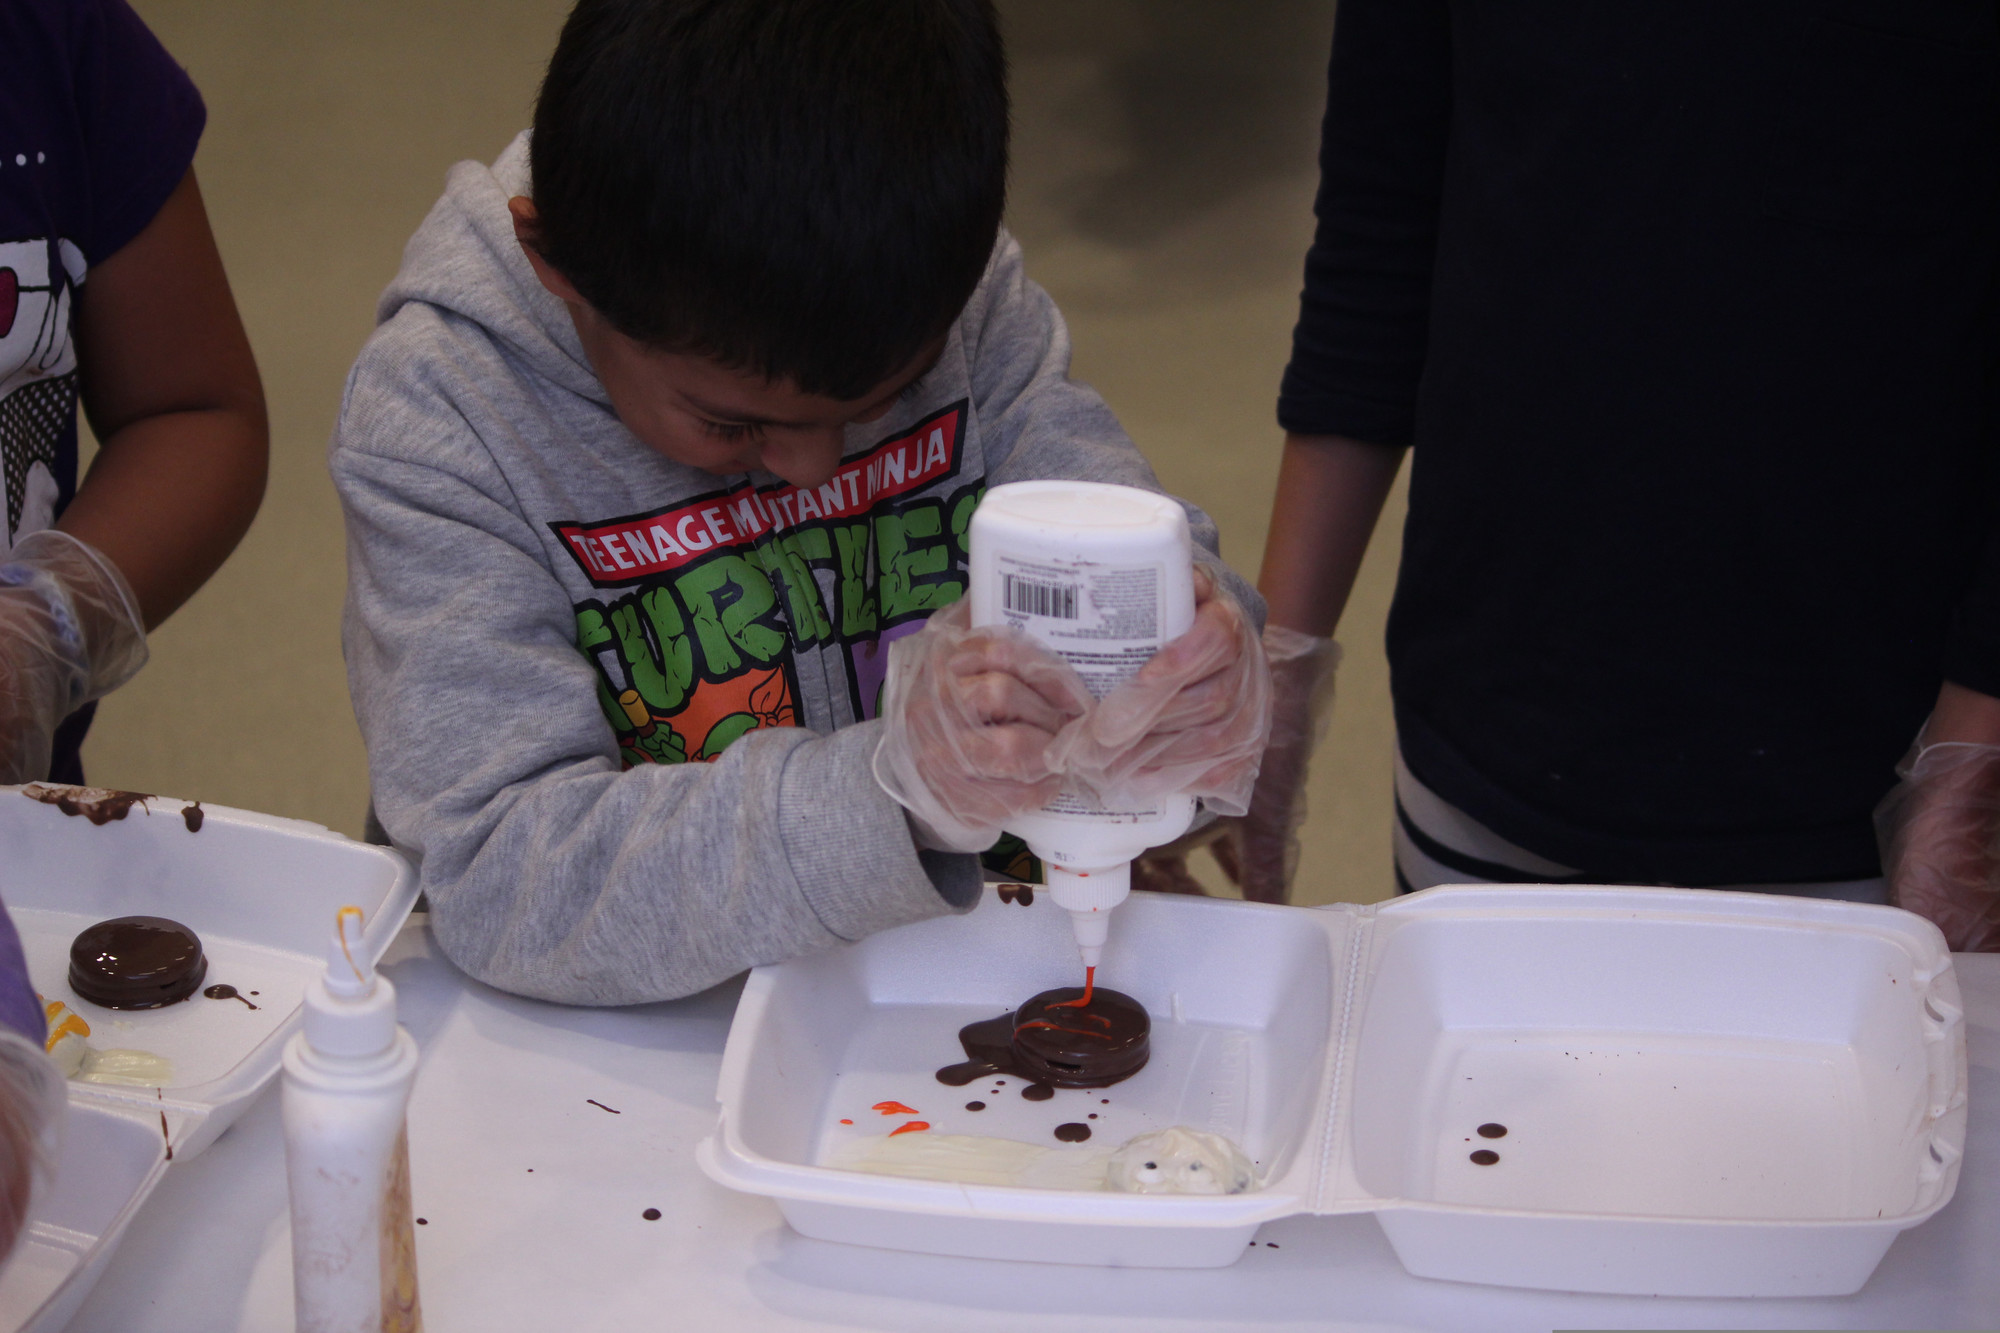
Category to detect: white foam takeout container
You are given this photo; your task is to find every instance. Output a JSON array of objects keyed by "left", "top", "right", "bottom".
[
  {"left": 698, "top": 883, "right": 1968, "bottom": 1297},
  {"left": 0, "top": 785, "right": 417, "bottom": 1333}
]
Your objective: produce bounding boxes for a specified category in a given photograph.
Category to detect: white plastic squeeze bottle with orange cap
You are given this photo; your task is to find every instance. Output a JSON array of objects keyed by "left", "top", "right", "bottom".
[
  {"left": 282, "top": 906, "right": 422, "bottom": 1333},
  {"left": 969, "top": 480, "right": 1199, "bottom": 970}
]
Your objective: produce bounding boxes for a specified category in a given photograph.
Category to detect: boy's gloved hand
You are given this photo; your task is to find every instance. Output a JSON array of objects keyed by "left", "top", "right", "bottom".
[
  {"left": 0, "top": 530, "right": 149, "bottom": 784},
  {"left": 1054, "top": 567, "right": 1273, "bottom": 816},
  {"left": 874, "top": 600, "right": 1094, "bottom": 852},
  {"left": 1877, "top": 739, "right": 2000, "bottom": 952}
]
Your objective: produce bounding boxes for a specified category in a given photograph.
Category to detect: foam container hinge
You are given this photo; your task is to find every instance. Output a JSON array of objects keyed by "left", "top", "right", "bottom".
[
  {"left": 0, "top": 785, "right": 418, "bottom": 1333},
  {"left": 698, "top": 883, "right": 1968, "bottom": 1297}
]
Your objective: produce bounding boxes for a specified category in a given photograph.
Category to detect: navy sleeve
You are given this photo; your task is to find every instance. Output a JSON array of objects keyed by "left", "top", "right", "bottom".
[
  {"left": 1276, "top": 0, "right": 1452, "bottom": 445},
  {"left": 69, "top": 0, "right": 206, "bottom": 264}
]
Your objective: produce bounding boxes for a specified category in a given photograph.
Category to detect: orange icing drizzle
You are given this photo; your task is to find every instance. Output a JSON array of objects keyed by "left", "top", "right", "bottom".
[
  {"left": 888, "top": 1121, "right": 930, "bottom": 1137},
  {"left": 40, "top": 997, "right": 88, "bottom": 1052},
  {"left": 1049, "top": 966, "right": 1096, "bottom": 1009},
  {"left": 1013, "top": 1019, "right": 1111, "bottom": 1042},
  {"left": 872, "top": 1101, "right": 919, "bottom": 1116}
]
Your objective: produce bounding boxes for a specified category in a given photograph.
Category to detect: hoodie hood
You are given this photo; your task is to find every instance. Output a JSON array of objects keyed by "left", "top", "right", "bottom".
[{"left": 377, "top": 131, "right": 609, "bottom": 408}]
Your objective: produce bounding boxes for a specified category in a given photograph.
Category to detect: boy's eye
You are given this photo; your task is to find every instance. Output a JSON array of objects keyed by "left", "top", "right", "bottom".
[{"left": 699, "top": 419, "right": 763, "bottom": 443}]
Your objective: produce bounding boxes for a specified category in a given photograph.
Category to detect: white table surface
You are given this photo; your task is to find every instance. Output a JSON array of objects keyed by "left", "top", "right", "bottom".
[{"left": 66, "top": 922, "right": 2000, "bottom": 1333}]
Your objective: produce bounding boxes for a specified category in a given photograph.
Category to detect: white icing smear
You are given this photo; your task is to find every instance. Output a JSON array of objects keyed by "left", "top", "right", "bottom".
[
  {"left": 834, "top": 1126, "right": 1255, "bottom": 1195},
  {"left": 72, "top": 1047, "right": 175, "bottom": 1087}
]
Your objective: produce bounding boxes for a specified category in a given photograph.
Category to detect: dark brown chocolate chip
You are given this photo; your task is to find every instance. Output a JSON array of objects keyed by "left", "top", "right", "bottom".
[
  {"left": 965, "top": 1101, "right": 985, "bottom": 1111},
  {"left": 642, "top": 1208, "right": 662, "bottom": 1221},
  {"left": 1476, "top": 1123, "right": 1507, "bottom": 1139},
  {"left": 1053, "top": 1122, "right": 1091, "bottom": 1143},
  {"left": 1470, "top": 1149, "right": 1500, "bottom": 1166}
]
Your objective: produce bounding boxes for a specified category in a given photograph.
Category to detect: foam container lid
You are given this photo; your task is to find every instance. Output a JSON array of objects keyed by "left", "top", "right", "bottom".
[
  {"left": 0, "top": 785, "right": 418, "bottom": 1333},
  {"left": 699, "top": 884, "right": 1969, "bottom": 1297}
]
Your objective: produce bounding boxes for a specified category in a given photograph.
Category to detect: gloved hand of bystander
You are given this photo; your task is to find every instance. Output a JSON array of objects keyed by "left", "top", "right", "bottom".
[
  {"left": 1878, "top": 738, "right": 2000, "bottom": 952},
  {"left": 0, "top": 529, "right": 148, "bottom": 784},
  {"left": 1132, "top": 625, "right": 1338, "bottom": 903}
]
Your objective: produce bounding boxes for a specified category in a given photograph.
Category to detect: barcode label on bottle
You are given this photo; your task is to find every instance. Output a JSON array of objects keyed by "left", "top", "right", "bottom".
[{"left": 1002, "top": 573, "right": 1079, "bottom": 620}]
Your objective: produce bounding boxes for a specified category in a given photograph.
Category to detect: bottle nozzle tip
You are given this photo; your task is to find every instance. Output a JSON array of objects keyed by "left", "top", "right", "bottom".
[{"left": 324, "top": 906, "right": 373, "bottom": 996}]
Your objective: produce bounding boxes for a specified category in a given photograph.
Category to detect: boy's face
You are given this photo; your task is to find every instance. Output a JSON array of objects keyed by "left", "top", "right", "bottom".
[{"left": 512, "top": 198, "right": 938, "bottom": 489}]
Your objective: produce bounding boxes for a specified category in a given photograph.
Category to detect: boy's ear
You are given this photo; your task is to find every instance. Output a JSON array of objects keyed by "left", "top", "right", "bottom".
[{"left": 508, "top": 196, "right": 585, "bottom": 306}]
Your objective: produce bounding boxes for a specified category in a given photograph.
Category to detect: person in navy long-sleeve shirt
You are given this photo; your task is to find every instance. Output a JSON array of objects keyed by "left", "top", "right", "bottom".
[{"left": 1245, "top": 0, "right": 2000, "bottom": 945}]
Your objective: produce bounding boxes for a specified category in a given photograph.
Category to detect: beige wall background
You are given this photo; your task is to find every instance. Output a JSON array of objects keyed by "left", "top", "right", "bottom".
[{"left": 87, "top": 0, "right": 1406, "bottom": 906}]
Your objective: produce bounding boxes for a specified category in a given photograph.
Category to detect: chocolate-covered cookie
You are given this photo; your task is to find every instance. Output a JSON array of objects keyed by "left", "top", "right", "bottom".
[
  {"left": 1008, "top": 986, "right": 1150, "bottom": 1088},
  {"left": 68, "top": 916, "right": 207, "bottom": 1009}
]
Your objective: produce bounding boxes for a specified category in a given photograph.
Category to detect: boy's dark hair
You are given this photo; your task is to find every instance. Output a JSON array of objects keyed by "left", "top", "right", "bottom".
[{"left": 530, "top": 0, "right": 1008, "bottom": 401}]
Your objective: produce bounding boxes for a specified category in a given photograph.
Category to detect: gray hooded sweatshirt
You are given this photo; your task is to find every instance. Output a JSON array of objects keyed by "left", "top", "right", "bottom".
[{"left": 333, "top": 134, "right": 1256, "bottom": 1005}]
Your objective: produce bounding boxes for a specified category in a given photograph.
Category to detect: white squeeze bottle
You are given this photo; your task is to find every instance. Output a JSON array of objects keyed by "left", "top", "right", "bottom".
[
  {"left": 969, "top": 480, "right": 1198, "bottom": 970},
  {"left": 282, "top": 906, "right": 423, "bottom": 1333}
]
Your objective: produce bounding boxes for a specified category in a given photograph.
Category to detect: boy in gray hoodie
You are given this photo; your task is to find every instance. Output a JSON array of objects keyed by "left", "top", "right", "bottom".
[{"left": 333, "top": 0, "right": 1264, "bottom": 1005}]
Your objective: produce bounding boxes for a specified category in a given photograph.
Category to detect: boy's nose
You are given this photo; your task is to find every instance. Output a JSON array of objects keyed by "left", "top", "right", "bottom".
[{"left": 759, "top": 428, "right": 847, "bottom": 488}]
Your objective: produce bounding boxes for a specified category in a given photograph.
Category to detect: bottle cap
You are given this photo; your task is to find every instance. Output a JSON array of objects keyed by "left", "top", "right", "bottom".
[
  {"left": 302, "top": 906, "right": 398, "bottom": 1058},
  {"left": 1044, "top": 861, "right": 1131, "bottom": 914},
  {"left": 1045, "top": 862, "right": 1130, "bottom": 970}
]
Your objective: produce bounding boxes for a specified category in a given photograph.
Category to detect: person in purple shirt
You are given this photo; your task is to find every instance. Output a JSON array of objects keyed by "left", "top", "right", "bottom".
[
  {"left": 0, "top": 0, "right": 267, "bottom": 1263},
  {"left": 0, "top": 0, "right": 267, "bottom": 787}
]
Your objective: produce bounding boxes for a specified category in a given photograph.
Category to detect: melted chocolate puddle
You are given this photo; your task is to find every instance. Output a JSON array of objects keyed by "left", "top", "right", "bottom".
[
  {"left": 203, "top": 983, "right": 259, "bottom": 1010},
  {"left": 996, "top": 884, "right": 1035, "bottom": 906},
  {"left": 936, "top": 985, "right": 1150, "bottom": 1093}
]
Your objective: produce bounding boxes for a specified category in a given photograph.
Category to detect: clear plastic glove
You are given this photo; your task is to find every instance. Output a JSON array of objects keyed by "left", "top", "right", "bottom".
[
  {"left": 1216, "top": 627, "right": 1340, "bottom": 902},
  {"left": 874, "top": 599, "right": 1094, "bottom": 853},
  {"left": 0, "top": 530, "right": 148, "bottom": 784},
  {"left": 1877, "top": 738, "right": 2000, "bottom": 952},
  {"left": 0, "top": 901, "right": 67, "bottom": 1263},
  {"left": 1053, "top": 567, "right": 1273, "bottom": 816},
  {"left": 0, "top": 1034, "right": 62, "bottom": 1263},
  {"left": 1132, "top": 627, "right": 1339, "bottom": 903}
]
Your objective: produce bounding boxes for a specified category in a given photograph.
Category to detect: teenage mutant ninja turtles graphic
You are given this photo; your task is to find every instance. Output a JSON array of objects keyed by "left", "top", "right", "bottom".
[
  {"left": 557, "top": 401, "right": 980, "bottom": 770},
  {"left": 0, "top": 236, "right": 85, "bottom": 554}
]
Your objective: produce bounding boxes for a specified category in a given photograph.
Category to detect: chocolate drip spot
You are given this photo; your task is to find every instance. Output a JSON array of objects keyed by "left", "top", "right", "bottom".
[
  {"left": 1053, "top": 1122, "right": 1092, "bottom": 1143},
  {"left": 203, "top": 983, "right": 259, "bottom": 1010},
  {"left": 26, "top": 784, "right": 152, "bottom": 825}
]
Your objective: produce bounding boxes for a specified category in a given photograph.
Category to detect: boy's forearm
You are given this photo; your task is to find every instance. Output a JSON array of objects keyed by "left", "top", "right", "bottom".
[{"left": 1257, "top": 432, "right": 1406, "bottom": 637}]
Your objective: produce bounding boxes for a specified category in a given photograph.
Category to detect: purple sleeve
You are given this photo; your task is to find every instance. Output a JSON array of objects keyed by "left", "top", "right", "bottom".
[
  {"left": 68, "top": 0, "right": 207, "bottom": 263},
  {"left": 0, "top": 905, "right": 44, "bottom": 1051}
]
